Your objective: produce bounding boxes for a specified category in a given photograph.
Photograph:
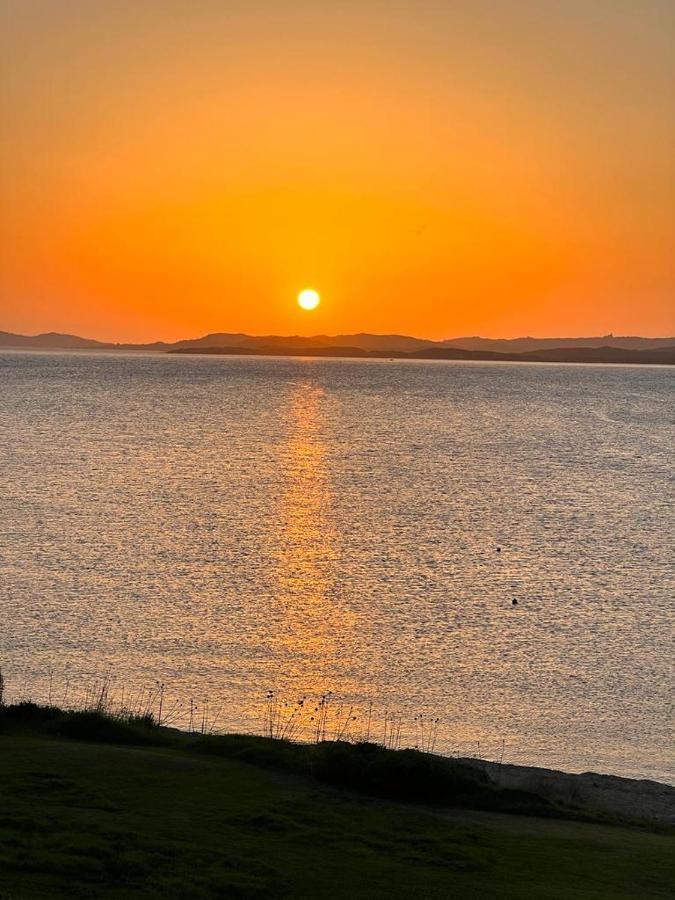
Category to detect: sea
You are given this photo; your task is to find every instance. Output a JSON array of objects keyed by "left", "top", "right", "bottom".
[{"left": 1, "top": 350, "right": 673, "bottom": 782}]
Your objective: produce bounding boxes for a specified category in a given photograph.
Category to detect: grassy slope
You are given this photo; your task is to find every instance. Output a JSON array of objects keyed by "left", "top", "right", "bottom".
[{"left": 0, "top": 733, "right": 673, "bottom": 900}]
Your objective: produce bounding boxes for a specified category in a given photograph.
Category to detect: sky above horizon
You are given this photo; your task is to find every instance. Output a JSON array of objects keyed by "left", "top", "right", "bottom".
[{"left": 1, "top": 0, "right": 674, "bottom": 341}]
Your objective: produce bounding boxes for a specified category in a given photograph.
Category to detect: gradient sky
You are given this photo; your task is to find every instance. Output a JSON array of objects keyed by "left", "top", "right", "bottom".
[{"left": 1, "top": 0, "right": 674, "bottom": 341}]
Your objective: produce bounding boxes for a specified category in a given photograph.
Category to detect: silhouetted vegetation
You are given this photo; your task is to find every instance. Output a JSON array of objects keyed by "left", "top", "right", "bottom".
[
  {"left": 0, "top": 702, "right": 611, "bottom": 821},
  {"left": 0, "top": 701, "right": 166, "bottom": 744},
  {"left": 310, "top": 741, "right": 553, "bottom": 813}
]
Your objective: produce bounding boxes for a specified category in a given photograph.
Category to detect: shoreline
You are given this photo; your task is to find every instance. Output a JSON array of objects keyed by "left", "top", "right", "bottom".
[
  {"left": 3, "top": 701, "right": 673, "bottom": 827},
  {"left": 456, "top": 757, "right": 675, "bottom": 826}
]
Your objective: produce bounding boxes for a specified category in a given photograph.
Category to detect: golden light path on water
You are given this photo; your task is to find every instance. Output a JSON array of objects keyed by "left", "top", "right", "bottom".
[
  {"left": 274, "top": 383, "right": 343, "bottom": 671},
  {"left": 265, "top": 382, "right": 362, "bottom": 742}
]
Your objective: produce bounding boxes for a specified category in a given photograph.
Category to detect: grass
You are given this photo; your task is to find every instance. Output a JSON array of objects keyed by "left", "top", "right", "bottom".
[
  {"left": 0, "top": 705, "right": 673, "bottom": 898},
  {"left": 0, "top": 704, "right": 561, "bottom": 816}
]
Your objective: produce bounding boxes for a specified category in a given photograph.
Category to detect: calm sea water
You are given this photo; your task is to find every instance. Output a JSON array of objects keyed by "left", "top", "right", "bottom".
[{"left": 1, "top": 350, "right": 673, "bottom": 781}]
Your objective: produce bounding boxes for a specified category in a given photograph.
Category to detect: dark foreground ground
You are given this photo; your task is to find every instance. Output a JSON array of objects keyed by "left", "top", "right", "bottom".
[{"left": 0, "top": 708, "right": 673, "bottom": 899}]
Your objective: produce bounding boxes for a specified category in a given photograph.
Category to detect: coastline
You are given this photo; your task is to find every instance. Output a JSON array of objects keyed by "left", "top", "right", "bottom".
[
  {"left": 2, "top": 702, "right": 673, "bottom": 827},
  {"left": 457, "top": 758, "right": 675, "bottom": 826}
]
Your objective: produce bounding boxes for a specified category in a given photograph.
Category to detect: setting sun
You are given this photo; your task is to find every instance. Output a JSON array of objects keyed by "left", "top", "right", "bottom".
[{"left": 298, "top": 289, "right": 320, "bottom": 311}]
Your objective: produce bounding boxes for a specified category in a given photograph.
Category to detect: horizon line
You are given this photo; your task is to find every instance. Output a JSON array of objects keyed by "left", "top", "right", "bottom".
[{"left": 3, "top": 327, "right": 675, "bottom": 345}]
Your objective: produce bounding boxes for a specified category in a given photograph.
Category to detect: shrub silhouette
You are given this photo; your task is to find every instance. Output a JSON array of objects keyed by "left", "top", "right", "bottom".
[
  {"left": 312, "top": 741, "right": 490, "bottom": 804},
  {"left": 52, "top": 710, "right": 166, "bottom": 745}
]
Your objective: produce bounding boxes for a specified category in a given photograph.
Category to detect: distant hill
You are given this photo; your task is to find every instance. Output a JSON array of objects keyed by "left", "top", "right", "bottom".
[
  {"left": 236, "top": 333, "right": 435, "bottom": 353},
  {"left": 171, "top": 343, "right": 675, "bottom": 365},
  {"left": 2, "top": 329, "right": 674, "bottom": 364},
  {"left": 0, "top": 331, "right": 111, "bottom": 349},
  {"left": 170, "top": 332, "right": 250, "bottom": 350},
  {"left": 0, "top": 331, "right": 173, "bottom": 351},
  {"left": 439, "top": 335, "right": 675, "bottom": 352}
]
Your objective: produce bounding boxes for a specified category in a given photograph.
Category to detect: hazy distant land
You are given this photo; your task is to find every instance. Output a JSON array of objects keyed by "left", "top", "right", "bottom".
[{"left": 2, "top": 329, "right": 674, "bottom": 364}]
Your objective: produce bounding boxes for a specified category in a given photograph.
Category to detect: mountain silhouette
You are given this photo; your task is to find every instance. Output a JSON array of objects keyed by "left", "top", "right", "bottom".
[{"left": 1, "top": 330, "right": 673, "bottom": 363}]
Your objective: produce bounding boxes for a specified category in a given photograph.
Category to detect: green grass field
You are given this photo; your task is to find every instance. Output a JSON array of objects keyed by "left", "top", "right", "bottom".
[{"left": 0, "top": 712, "right": 673, "bottom": 898}]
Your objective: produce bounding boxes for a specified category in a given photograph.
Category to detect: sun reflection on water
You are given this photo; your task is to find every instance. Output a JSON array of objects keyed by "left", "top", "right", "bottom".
[{"left": 270, "top": 381, "right": 352, "bottom": 693}]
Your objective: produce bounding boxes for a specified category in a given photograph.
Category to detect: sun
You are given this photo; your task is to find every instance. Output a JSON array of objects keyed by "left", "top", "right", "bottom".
[{"left": 298, "top": 289, "right": 320, "bottom": 311}]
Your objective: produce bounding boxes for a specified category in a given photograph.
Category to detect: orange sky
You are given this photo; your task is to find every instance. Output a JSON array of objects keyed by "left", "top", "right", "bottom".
[{"left": 1, "top": 0, "right": 674, "bottom": 341}]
